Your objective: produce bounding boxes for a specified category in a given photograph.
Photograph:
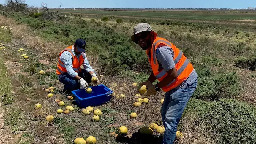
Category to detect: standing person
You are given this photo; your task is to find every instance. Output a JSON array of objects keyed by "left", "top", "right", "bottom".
[
  {"left": 131, "top": 23, "right": 198, "bottom": 144},
  {"left": 56, "top": 38, "right": 98, "bottom": 93}
]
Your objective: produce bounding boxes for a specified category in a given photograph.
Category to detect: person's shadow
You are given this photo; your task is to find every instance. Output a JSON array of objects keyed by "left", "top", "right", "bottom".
[{"left": 116, "top": 132, "right": 163, "bottom": 144}]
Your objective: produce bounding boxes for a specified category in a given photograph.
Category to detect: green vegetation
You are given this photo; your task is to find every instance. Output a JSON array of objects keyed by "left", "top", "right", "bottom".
[
  {"left": 116, "top": 18, "right": 123, "bottom": 23},
  {"left": 187, "top": 98, "right": 256, "bottom": 143},
  {"left": 0, "top": 27, "right": 12, "bottom": 105},
  {"left": 55, "top": 118, "right": 76, "bottom": 143},
  {"left": 56, "top": 9, "right": 256, "bottom": 21},
  {"left": 194, "top": 71, "right": 240, "bottom": 100},
  {"left": 5, "top": 108, "right": 23, "bottom": 132},
  {"left": 101, "top": 16, "right": 109, "bottom": 21}
]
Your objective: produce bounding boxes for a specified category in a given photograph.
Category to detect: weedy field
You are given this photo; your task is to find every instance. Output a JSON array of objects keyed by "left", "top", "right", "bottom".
[{"left": 0, "top": 3, "right": 256, "bottom": 144}]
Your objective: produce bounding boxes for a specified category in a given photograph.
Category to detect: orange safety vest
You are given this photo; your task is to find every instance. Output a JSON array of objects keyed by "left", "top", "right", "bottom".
[
  {"left": 147, "top": 37, "right": 194, "bottom": 92},
  {"left": 56, "top": 45, "right": 85, "bottom": 75}
]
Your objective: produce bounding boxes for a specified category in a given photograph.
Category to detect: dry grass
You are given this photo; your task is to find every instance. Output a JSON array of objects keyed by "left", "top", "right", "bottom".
[
  {"left": 0, "top": 15, "right": 64, "bottom": 62},
  {"left": 179, "top": 113, "right": 214, "bottom": 144},
  {"left": 236, "top": 69, "right": 256, "bottom": 104}
]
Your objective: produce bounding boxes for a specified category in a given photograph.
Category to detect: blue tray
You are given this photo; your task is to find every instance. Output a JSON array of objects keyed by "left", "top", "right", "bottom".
[{"left": 71, "top": 84, "right": 113, "bottom": 108}]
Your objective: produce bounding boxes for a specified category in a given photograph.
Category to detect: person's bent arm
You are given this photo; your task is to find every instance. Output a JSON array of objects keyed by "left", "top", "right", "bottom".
[
  {"left": 155, "top": 46, "right": 177, "bottom": 88},
  {"left": 82, "top": 53, "right": 96, "bottom": 77}
]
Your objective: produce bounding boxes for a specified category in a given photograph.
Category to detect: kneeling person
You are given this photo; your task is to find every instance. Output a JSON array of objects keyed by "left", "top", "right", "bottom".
[{"left": 56, "top": 38, "right": 97, "bottom": 93}]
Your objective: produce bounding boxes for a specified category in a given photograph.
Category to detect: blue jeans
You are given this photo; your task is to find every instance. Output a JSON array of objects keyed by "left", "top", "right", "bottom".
[
  {"left": 58, "top": 70, "right": 92, "bottom": 93},
  {"left": 161, "top": 72, "right": 198, "bottom": 144}
]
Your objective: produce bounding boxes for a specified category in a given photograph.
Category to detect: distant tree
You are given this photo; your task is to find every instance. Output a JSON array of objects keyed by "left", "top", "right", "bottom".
[
  {"left": 6, "top": 0, "right": 28, "bottom": 12},
  {"left": 6, "top": 0, "right": 25, "bottom": 5}
]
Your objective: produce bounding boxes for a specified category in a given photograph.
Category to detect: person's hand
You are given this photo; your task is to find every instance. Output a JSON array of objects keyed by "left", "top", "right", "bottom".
[
  {"left": 138, "top": 80, "right": 151, "bottom": 88},
  {"left": 91, "top": 76, "right": 101, "bottom": 85},
  {"left": 79, "top": 78, "right": 88, "bottom": 89},
  {"left": 146, "top": 83, "right": 157, "bottom": 96},
  {"left": 138, "top": 80, "right": 156, "bottom": 96}
]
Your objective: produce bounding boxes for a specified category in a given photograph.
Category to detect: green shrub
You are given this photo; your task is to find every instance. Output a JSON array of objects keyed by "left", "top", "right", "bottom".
[
  {"left": 90, "top": 18, "right": 96, "bottom": 23},
  {"left": 30, "top": 12, "right": 42, "bottom": 18},
  {"left": 0, "top": 56, "right": 12, "bottom": 105},
  {"left": 141, "top": 19, "right": 147, "bottom": 23},
  {"left": 229, "top": 42, "right": 249, "bottom": 55},
  {"left": 202, "top": 56, "right": 223, "bottom": 66},
  {"left": 116, "top": 18, "right": 123, "bottom": 23},
  {"left": 194, "top": 71, "right": 240, "bottom": 100},
  {"left": 187, "top": 99, "right": 256, "bottom": 143},
  {"left": 101, "top": 16, "right": 109, "bottom": 22},
  {"left": 99, "top": 44, "right": 148, "bottom": 75},
  {"left": 120, "top": 70, "right": 148, "bottom": 83}
]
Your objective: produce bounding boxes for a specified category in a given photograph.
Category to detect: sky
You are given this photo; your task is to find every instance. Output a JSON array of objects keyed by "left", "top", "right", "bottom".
[{"left": 0, "top": 0, "right": 256, "bottom": 9}]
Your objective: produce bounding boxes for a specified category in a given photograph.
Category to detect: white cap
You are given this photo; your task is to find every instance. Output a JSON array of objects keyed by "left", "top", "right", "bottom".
[{"left": 133, "top": 23, "right": 152, "bottom": 35}]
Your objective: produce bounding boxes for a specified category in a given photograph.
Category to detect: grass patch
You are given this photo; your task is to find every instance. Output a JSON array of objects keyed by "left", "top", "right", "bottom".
[
  {"left": 0, "top": 28, "right": 12, "bottom": 105},
  {"left": 55, "top": 117, "right": 76, "bottom": 143},
  {"left": 0, "top": 27, "right": 11, "bottom": 42},
  {"left": 20, "top": 132, "right": 33, "bottom": 144},
  {"left": 0, "top": 57, "right": 13, "bottom": 105},
  {"left": 5, "top": 108, "right": 24, "bottom": 132}
]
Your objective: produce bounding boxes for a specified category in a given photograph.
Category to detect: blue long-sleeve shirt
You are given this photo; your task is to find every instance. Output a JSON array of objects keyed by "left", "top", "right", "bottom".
[{"left": 59, "top": 46, "right": 95, "bottom": 77}]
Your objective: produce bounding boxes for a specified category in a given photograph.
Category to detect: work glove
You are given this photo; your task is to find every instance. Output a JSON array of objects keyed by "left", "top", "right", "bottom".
[{"left": 79, "top": 78, "right": 88, "bottom": 89}]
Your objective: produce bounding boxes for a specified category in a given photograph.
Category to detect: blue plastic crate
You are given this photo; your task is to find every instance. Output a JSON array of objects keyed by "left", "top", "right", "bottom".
[{"left": 71, "top": 84, "right": 113, "bottom": 108}]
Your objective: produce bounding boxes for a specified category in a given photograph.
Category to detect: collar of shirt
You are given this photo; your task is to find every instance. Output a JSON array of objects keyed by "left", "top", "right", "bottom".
[{"left": 72, "top": 45, "right": 82, "bottom": 58}]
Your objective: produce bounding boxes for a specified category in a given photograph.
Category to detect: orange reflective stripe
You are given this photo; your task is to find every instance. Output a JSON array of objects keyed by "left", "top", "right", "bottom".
[
  {"left": 153, "top": 40, "right": 173, "bottom": 64},
  {"left": 56, "top": 67, "right": 64, "bottom": 74},
  {"left": 177, "top": 59, "right": 189, "bottom": 76}
]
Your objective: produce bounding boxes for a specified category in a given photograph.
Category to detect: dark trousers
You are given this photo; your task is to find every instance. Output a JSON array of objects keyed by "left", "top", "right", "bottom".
[{"left": 58, "top": 70, "right": 92, "bottom": 93}]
